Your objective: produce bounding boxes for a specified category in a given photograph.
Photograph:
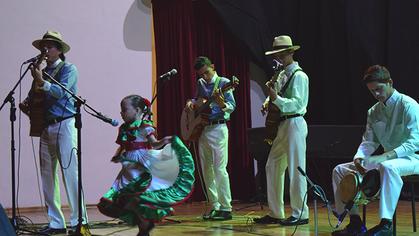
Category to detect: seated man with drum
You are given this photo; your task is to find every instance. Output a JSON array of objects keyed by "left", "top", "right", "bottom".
[{"left": 332, "top": 65, "right": 419, "bottom": 236}]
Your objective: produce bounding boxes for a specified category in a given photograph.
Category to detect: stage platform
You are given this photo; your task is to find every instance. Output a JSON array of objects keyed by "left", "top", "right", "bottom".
[{"left": 6, "top": 201, "right": 418, "bottom": 235}]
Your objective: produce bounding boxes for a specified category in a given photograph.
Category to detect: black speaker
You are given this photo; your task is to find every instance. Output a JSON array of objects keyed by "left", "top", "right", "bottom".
[{"left": 0, "top": 204, "right": 16, "bottom": 236}]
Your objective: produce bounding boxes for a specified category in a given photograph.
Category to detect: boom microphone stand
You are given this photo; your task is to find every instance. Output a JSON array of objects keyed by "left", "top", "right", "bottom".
[
  {"left": 148, "top": 70, "right": 182, "bottom": 225},
  {"left": 0, "top": 64, "right": 32, "bottom": 235},
  {"left": 297, "top": 166, "right": 330, "bottom": 236},
  {"left": 41, "top": 71, "right": 117, "bottom": 235}
]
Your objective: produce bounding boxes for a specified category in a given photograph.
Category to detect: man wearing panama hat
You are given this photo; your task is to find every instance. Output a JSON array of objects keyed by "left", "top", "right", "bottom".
[
  {"left": 22, "top": 30, "right": 89, "bottom": 235},
  {"left": 254, "top": 35, "right": 310, "bottom": 226}
]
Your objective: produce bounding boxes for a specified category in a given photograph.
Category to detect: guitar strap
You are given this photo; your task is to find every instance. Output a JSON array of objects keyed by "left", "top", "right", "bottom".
[
  {"left": 211, "top": 76, "right": 221, "bottom": 96},
  {"left": 279, "top": 68, "right": 302, "bottom": 96},
  {"left": 29, "top": 61, "right": 65, "bottom": 94},
  {"left": 44, "top": 61, "right": 65, "bottom": 81}
]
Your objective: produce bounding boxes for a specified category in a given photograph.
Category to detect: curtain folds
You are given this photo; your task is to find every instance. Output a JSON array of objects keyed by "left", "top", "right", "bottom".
[{"left": 152, "top": 0, "right": 253, "bottom": 200}]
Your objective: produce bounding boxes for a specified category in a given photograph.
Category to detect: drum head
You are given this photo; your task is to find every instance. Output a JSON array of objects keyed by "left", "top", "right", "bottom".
[
  {"left": 339, "top": 172, "right": 360, "bottom": 204},
  {"left": 360, "top": 169, "right": 380, "bottom": 198}
]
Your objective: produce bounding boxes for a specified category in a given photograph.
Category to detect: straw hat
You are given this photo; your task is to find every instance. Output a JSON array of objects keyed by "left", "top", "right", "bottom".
[
  {"left": 32, "top": 30, "right": 70, "bottom": 53},
  {"left": 265, "top": 35, "right": 300, "bottom": 55}
]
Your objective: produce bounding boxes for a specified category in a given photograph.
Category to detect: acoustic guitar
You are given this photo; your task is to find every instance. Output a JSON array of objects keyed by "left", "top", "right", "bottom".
[
  {"left": 19, "top": 51, "right": 47, "bottom": 137},
  {"left": 262, "top": 68, "right": 302, "bottom": 145},
  {"left": 180, "top": 76, "right": 239, "bottom": 141},
  {"left": 261, "top": 71, "right": 282, "bottom": 145}
]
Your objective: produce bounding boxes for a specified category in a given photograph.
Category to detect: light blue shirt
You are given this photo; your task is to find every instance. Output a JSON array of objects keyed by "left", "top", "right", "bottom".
[
  {"left": 355, "top": 90, "right": 419, "bottom": 160},
  {"left": 41, "top": 58, "right": 78, "bottom": 120},
  {"left": 266, "top": 61, "right": 309, "bottom": 116},
  {"left": 196, "top": 72, "right": 236, "bottom": 121}
]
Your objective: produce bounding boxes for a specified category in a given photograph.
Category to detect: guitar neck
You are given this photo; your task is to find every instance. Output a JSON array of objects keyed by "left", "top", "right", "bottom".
[
  {"left": 195, "top": 82, "right": 234, "bottom": 116},
  {"left": 194, "top": 76, "right": 238, "bottom": 117}
]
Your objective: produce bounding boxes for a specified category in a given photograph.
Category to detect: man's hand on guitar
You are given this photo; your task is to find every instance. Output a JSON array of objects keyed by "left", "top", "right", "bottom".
[
  {"left": 261, "top": 102, "right": 268, "bottom": 115},
  {"left": 185, "top": 100, "right": 196, "bottom": 111},
  {"left": 267, "top": 86, "right": 278, "bottom": 101},
  {"left": 30, "top": 64, "right": 45, "bottom": 90},
  {"left": 213, "top": 88, "right": 226, "bottom": 108}
]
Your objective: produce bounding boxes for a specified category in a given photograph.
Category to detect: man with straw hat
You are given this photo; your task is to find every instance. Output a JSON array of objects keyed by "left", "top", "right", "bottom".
[
  {"left": 254, "top": 35, "right": 310, "bottom": 226},
  {"left": 22, "top": 30, "right": 89, "bottom": 235}
]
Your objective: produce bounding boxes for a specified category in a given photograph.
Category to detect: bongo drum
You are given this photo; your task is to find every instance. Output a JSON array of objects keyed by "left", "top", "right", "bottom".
[
  {"left": 339, "top": 169, "right": 381, "bottom": 205},
  {"left": 360, "top": 169, "right": 381, "bottom": 201},
  {"left": 339, "top": 171, "right": 362, "bottom": 204}
]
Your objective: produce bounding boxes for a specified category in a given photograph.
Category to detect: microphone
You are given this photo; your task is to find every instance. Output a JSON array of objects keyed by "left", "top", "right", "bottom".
[
  {"left": 92, "top": 113, "right": 119, "bottom": 127},
  {"left": 159, "top": 69, "right": 177, "bottom": 80},
  {"left": 297, "top": 166, "right": 307, "bottom": 176},
  {"left": 297, "top": 166, "right": 326, "bottom": 201},
  {"left": 23, "top": 48, "right": 48, "bottom": 64},
  {"left": 335, "top": 200, "right": 354, "bottom": 228}
]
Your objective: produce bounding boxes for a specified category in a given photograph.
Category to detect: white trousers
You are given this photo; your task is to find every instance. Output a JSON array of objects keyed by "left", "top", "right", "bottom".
[
  {"left": 39, "top": 118, "right": 88, "bottom": 228},
  {"left": 332, "top": 157, "right": 419, "bottom": 220},
  {"left": 266, "top": 116, "right": 309, "bottom": 219},
  {"left": 198, "top": 123, "right": 232, "bottom": 211}
]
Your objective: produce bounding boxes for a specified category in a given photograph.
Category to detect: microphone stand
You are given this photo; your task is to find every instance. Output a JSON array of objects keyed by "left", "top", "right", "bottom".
[
  {"left": 41, "top": 71, "right": 114, "bottom": 235},
  {"left": 298, "top": 167, "right": 330, "bottom": 236},
  {"left": 145, "top": 73, "right": 182, "bottom": 225},
  {"left": 0, "top": 64, "right": 32, "bottom": 234},
  {"left": 150, "top": 75, "right": 173, "bottom": 107},
  {"left": 143, "top": 74, "right": 173, "bottom": 122}
]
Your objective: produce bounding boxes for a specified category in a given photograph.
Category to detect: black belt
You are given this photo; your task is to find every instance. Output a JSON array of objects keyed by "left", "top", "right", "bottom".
[
  {"left": 45, "top": 115, "right": 75, "bottom": 126},
  {"left": 279, "top": 114, "right": 303, "bottom": 122},
  {"left": 208, "top": 119, "right": 226, "bottom": 126}
]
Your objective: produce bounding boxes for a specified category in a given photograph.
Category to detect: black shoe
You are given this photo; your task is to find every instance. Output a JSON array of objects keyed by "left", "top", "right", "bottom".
[
  {"left": 211, "top": 210, "right": 232, "bottom": 221},
  {"left": 361, "top": 219, "right": 392, "bottom": 236},
  {"left": 253, "top": 215, "right": 282, "bottom": 224},
  {"left": 67, "top": 224, "right": 91, "bottom": 236},
  {"left": 332, "top": 215, "right": 366, "bottom": 236},
  {"left": 38, "top": 226, "right": 66, "bottom": 235},
  {"left": 203, "top": 209, "right": 217, "bottom": 220},
  {"left": 279, "top": 216, "right": 309, "bottom": 226},
  {"left": 332, "top": 224, "right": 367, "bottom": 236}
]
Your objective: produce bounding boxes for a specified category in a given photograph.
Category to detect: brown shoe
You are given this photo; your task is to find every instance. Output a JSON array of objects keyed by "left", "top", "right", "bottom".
[{"left": 137, "top": 221, "right": 155, "bottom": 236}]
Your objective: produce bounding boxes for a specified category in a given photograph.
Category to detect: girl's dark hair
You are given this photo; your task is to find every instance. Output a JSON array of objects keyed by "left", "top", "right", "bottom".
[{"left": 122, "top": 94, "right": 151, "bottom": 115}]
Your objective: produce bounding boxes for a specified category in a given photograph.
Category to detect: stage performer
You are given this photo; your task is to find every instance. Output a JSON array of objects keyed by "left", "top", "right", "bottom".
[
  {"left": 254, "top": 35, "right": 310, "bottom": 226},
  {"left": 98, "top": 94, "right": 195, "bottom": 236},
  {"left": 331, "top": 65, "right": 419, "bottom": 236}
]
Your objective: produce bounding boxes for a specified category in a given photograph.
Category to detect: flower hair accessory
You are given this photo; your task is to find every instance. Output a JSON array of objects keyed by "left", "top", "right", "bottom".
[{"left": 143, "top": 98, "right": 151, "bottom": 108}]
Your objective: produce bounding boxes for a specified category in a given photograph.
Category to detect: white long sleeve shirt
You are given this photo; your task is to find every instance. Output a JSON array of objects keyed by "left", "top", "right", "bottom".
[
  {"left": 265, "top": 61, "right": 309, "bottom": 116},
  {"left": 355, "top": 90, "right": 419, "bottom": 160}
]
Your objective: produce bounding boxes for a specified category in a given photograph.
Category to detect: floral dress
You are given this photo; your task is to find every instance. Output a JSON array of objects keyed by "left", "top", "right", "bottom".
[{"left": 98, "top": 120, "right": 195, "bottom": 223}]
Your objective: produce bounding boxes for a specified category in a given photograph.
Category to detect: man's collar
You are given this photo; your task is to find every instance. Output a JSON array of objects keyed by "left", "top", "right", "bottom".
[
  {"left": 204, "top": 72, "right": 218, "bottom": 84},
  {"left": 384, "top": 89, "right": 398, "bottom": 107},
  {"left": 48, "top": 58, "right": 62, "bottom": 69},
  {"left": 284, "top": 61, "right": 299, "bottom": 75}
]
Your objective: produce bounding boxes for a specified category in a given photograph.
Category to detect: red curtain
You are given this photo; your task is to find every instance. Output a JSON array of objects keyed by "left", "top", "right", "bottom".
[{"left": 153, "top": 0, "right": 254, "bottom": 200}]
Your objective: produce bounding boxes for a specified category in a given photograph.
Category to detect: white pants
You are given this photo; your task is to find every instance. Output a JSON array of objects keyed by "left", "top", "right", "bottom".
[
  {"left": 266, "top": 116, "right": 309, "bottom": 219},
  {"left": 39, "top": 118, "right": 88, "bottom": 228},
  {"left": 198, "top": 123, "right": 232, "bottom": 211},
  {"left": 332, "top": 157, "right": 419, "bottom": 220}
]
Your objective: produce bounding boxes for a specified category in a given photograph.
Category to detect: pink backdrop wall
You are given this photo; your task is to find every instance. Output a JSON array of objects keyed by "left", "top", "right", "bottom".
[{"left": 0, "top": 0, "right": 152, "bottom": 208}]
